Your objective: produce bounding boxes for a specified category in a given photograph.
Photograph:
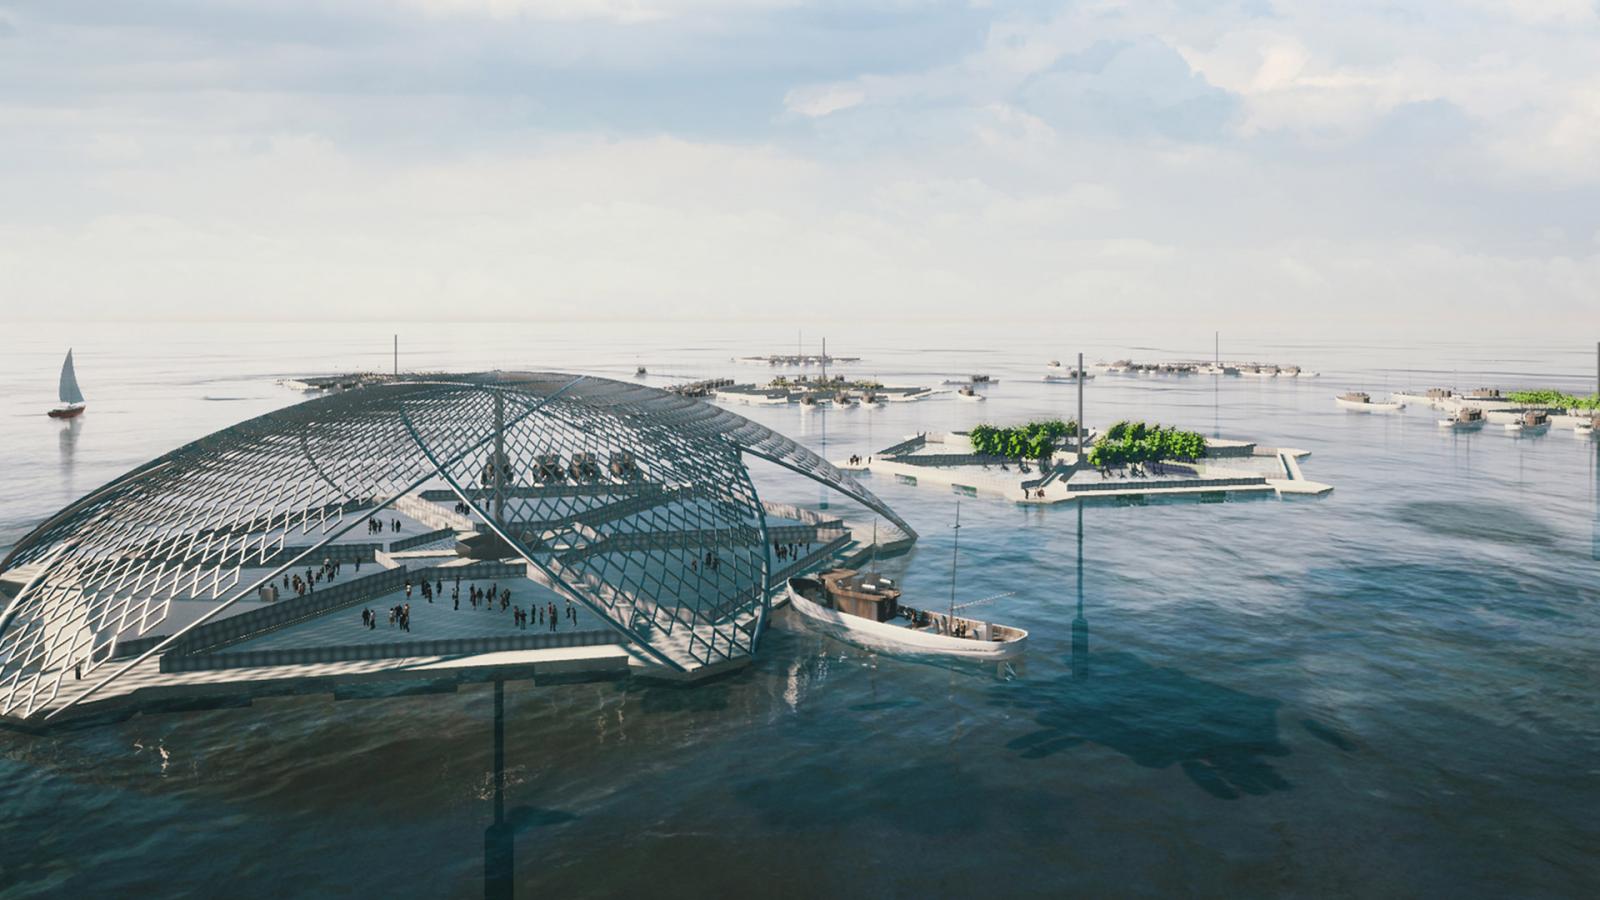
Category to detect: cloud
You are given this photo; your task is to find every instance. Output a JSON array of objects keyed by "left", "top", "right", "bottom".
[
  {"left": 0, "top": 0, "right": 1594, "bottom": 335},
  {"left": 784, "top": 83, "right": 866, "bottom": 118}
]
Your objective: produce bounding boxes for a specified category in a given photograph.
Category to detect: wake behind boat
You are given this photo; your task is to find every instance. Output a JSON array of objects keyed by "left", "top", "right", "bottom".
[
  {"left": 48, "top": 349, "right": 86, "bottom": 419},
  {"left": 786, "top": 572, "right": 1027, "bottom": 661}
]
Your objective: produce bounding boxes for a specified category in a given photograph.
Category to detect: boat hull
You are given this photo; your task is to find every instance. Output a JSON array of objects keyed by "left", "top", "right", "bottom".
[
  {"left": 785, "top": 580, "right": 1026, "bottom": 661},
  {"left": 1336, "top": 397, "right": 1403, "bottom": 412},
  {"left": 47, "top": 405, "right": 85, "bottom": 419}
]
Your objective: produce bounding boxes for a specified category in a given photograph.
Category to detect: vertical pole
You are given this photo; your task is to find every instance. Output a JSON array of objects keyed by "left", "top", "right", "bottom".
[
  {"left": 393, "top": 334, "right": 398, "bottom": 377},
  {"left": 1594, "top": 340, "right": 1598, "bottom": 396},
  {"left": 484, "top": 678, "right": 512, "bottom": 900},
  {"left": 948, "top": 500, "right": 960, "bottom": 630},
  {"left": 1215, "top": 331, "right": 1219, "bottom": 367},
  {"left": 493, "top": 392, "right": 506, "bottom": 525},
  {"left": 1077, "top": 351, "right": 1085, "bottom": 458}
]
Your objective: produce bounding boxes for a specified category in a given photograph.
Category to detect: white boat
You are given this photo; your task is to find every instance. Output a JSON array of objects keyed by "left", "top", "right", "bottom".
[
  {"left": 1045, "top": 361, "right": 1093, "bottom": 378},
  {"left": 1575, "top": 418, "right": 1596, "bottom": 436},
  {"left": 1507, "top": 410, "right": 1549, "bottom": 433},
  {"left": 1335, "top": 391, "right": 1404, "bottom": 412},
  {"left": 1438, "top": 407, "right": 1485, "bottom": 430},
  {"left": 48, "top": 349, "right": 87, "bottom": 419},
  {"left": 785, "top": 503, "right": 1026, "bottom": 662},
  {"left": 956, "top": 385, "right": 986, "bottom": 402},
  {"left": 786, "top": 573, "right": 1026, "bottom": 661}
]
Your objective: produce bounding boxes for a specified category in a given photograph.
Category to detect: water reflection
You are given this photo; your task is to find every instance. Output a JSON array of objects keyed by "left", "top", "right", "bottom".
[
  {"left": 485, "top": 680, "right": 579, "bottom": 899},
  {"left": 57, "top": 415, "right": 81, "bottom": 471}
]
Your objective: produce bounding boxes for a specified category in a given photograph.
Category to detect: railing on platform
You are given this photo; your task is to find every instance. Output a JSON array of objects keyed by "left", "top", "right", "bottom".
[{"left": 164, "top": 629, "right": 624, "bottom": 672}]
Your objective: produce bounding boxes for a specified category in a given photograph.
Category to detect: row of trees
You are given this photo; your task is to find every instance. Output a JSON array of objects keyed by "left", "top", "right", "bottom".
[
  {"left": 1085, "top": 421, "right": 1208, "bottom": 469},
  {"left": 1505, "top": 390, "right": 1600, "bottom": 410},
  {"left": 969, "top": 419, "right": 1076, "bottom": 462}
]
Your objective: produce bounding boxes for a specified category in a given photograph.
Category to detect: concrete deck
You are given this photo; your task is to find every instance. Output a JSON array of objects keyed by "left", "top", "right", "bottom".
[{"left": 838, "top": 445, "right": 1331, "bottom": 502}]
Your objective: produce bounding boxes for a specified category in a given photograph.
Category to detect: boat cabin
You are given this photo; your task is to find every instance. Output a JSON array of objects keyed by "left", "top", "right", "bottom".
[
  {"left": 1521, "top": 410, "right": 1549, "bottom": 427},
  {"left": 1453, "top": 407, "right": 1484, "bottom": 423},
  {"left": 1339, "top": 391, "right": 1371, "bottom": 403},
  {"left": 819, "top": 569, "right": 901, "bottom": 623},
  {"left": 1467, "top": 388, "right": 1502, "bottom": 399}
]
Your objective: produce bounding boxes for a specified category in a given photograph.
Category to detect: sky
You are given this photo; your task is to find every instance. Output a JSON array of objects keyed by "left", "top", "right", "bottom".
[{"left": 0, "top": 0, "right": 1597, "bottom": 337}]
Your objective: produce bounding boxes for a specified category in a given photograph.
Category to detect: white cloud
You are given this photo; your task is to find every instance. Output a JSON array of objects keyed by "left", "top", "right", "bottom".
[{"left": 783, "top": 84, "right": 866, "bottom": 118}]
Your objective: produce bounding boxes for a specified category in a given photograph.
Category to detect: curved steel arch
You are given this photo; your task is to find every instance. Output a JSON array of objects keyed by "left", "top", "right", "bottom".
[{"left": 0, "top": 372, "right": 908, "bottom": 721}]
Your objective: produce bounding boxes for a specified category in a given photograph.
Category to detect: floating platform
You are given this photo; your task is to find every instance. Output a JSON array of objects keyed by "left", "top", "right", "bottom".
[{"left": 837, "top": 432, "right": 1331, "bottom": 503}]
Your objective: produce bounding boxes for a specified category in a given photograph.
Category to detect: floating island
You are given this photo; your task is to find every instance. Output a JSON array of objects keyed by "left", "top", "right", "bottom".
[
  {"left": 1084, "top": 360, "right": 1318, "bottom": 377},
  {"left": 838, "top": 419, "right": 1331, "bottom": 503},
  {"left": 735, "top": 352, "right": 860, "bottom": 367},
  {"left": 713, "top": 374, "right": 934, "bottom": 407}
]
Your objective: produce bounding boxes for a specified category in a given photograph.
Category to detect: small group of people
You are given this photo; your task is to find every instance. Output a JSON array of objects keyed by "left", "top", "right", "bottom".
[
  {"left": 452, "top": 501, "right": 473, "bottom": 515},
  {"left": 366, "top": 517, "right": 403, "bottom": 535},
  {"left": 692, "top": 551, "right": 723, "bottom": 573},
  {"left": 284, "top": 557, "right": 348, "bottom": 597},
  {"left": 361, "top": 602, "right": 410, "bottom": 631},
  {"left": 511, "top": 602, "right": 569, "bottom": 631},
  {"left": 847, "top": 454, "right": 872, "bottom": 466},
  {"left": 773, "top": 540, "right": 812, "bottom": 562}
]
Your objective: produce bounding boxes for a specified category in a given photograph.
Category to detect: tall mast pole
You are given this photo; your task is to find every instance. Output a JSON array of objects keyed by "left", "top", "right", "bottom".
[
  {"left": 1077, "top": 351, "right": 1085, "bottom": 459},
  {"left": 948, "top": 500, "right": 961, "bottom": 629},
  {"left": 1215, "top": 331, "right": 1219, "bottom": 367},
  {"left": 393, "top": 334, "right": 398, "bottom": 377}
]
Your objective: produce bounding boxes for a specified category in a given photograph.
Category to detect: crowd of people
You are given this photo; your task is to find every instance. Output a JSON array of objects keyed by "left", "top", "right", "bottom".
[
  {"left": 283, "top": 556, "right": 358, "bottom": 598},
  {"left": 358, "top": 571, "right": 582, "bottom": 635},
  {"left": 366, "top": 517, "right": 403, "bottom": 535},
  {"left": 773, "top": 540, "right": 812, "bottom": 562}
]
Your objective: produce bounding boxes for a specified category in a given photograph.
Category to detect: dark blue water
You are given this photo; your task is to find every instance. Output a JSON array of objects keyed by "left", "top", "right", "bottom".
[{"left": 1, "top": 323, "right": 1597, "bottom": 897}]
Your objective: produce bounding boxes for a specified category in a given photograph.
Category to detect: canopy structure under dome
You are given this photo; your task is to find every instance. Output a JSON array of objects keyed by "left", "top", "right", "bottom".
[{"left": 0, "top": 372, "right": 913, "bottom": 723}]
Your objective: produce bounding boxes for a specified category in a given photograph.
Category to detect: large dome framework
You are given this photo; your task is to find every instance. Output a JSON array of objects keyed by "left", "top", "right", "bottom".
[{"left": 0, "top": 373, "right": 912, "bottom": 723}]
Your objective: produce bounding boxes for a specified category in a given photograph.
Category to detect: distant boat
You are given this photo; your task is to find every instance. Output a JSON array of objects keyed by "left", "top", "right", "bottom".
[
  {"left": 1335, "top": 391, "right": 1403, "bottom": 412},
  {"left": 1438, "top": 407, "right": 1485, "bottom": 430},
  {"left": 47, "top": 349, "right": 86, "bottom": 419},
  {"left": 956, "top": 385, "right": 986, "bottom": 401}
]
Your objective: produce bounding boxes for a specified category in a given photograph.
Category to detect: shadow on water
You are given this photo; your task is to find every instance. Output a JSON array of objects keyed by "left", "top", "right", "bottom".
[
  {"left": 989, "top": 651, "right": 1292, "bottom": 800},
  {"left": 990, "top": 502, "right": 1293, "bottom": 801},
  {"left": 1389, "top": 500, "right": 1556, "bottom": 548}
]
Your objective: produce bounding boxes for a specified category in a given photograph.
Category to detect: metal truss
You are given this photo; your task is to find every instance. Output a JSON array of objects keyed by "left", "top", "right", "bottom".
[{"left": 0, "top": 372, "right": 911, "bottom": 721}]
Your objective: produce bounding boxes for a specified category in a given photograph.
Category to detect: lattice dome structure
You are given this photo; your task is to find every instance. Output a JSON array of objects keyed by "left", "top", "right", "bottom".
[{"left": 0, "top": 373, "right": 912, "bottom": 722}]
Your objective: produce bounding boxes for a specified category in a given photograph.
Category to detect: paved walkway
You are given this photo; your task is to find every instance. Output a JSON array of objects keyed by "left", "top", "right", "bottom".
[{"left": 223, "top": 578, "right": 609, "bottom": 652}]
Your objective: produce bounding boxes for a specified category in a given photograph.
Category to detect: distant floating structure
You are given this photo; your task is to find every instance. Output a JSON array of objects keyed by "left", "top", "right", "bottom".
[
  {"left": 1087, "top": 359, "right": 1316, "bottom": 377},
  {"left": 736, "top": 353, "right": 860, "bottom": 367},
  {"left": 278, "top": 373, "right": 400, "bottom": 393}
]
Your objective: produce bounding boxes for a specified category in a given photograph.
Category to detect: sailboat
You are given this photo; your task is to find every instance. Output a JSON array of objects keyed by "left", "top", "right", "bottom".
[
  {"left": 47, "top": 349, "right": 86, "bottom": 419},
  {"left": 785, "top": 502, "right": 1028, "bottom": 660}
]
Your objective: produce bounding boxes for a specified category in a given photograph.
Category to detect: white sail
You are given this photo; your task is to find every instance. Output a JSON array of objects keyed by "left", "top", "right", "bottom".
[{"left": 59, "top": 349, "right": 84, "bottom": 405}]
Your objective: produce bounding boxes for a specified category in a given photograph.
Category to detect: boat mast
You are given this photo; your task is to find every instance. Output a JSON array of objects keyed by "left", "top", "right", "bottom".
[{"left": 948, "top": 500, "right": 961, "bottom": 629}]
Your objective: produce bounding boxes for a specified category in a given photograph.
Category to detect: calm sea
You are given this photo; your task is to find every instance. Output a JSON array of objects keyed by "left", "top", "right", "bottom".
[{"left": 0, "top": 322, "right": 1596, "bottom": 898}]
